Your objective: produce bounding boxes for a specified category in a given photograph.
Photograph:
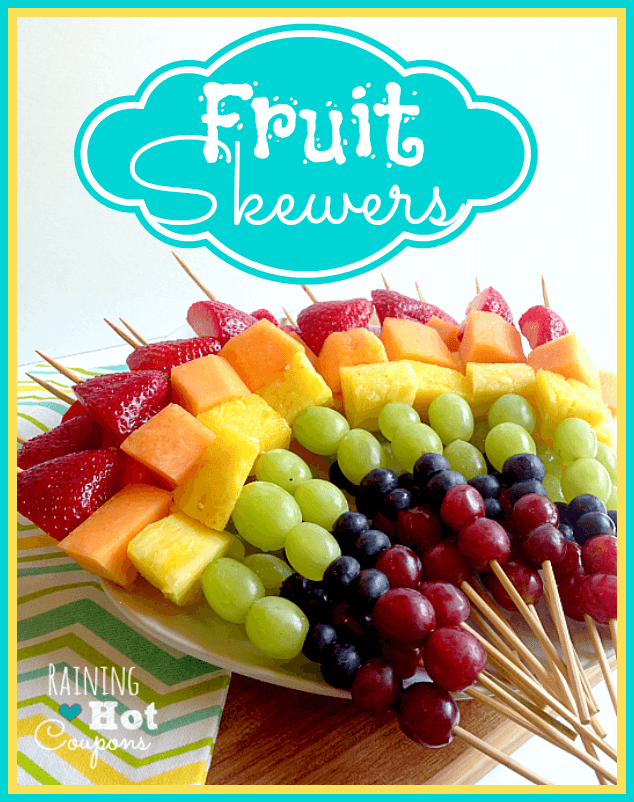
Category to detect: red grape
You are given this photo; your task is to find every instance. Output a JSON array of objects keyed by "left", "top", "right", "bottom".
[
  {"left": 559, "top": 576, "right": 587, "bottom": 622},
  {"left": 423, "top": 538, "right": 473, "bottom": 586},
  {"left": 397, "top": 506, "right": 443, "bottom": 554},
  {"left": 487, "top": 558, "right": 543, "bottom": 610},
  {"left": 381, "top": 642, "right": 424, "bottom": 681},
  {"left": 513, "top": 493, "right": 559, "bottom": 535},
  {"left": 581, "top": 535, "right": 617, "bottom": 576},
  {"left": 376, "top": 545, "right": 422, "bottom": 589},
  {"left": 418, "top": 581, "right": 471, "bottom": 626},
  {"left": 350, "top": 658, "right": 399, "bottom": 715},
  {"left": 522, "top": 523, "right": 566, "bottom": 567},
  {"left": 581, "top": 573, "right": 617, "bottom": 625},
  {"left": 397, "top": 682, "right": 460, "bottom": 748},
  {"left": 553, "top": 541, "right": 584, "bottom": 583},
  {"left": 457, "top": 518, "right": 510, "bottom": 571},
  {"left": 372, "top": 588, "right": 436, "bottom": 646},
  {"left": 440, "top": 484, "right": 486, "bottom": 532},
  {"left": 423, "top": 626, "right": 487, "bottom": 691}
]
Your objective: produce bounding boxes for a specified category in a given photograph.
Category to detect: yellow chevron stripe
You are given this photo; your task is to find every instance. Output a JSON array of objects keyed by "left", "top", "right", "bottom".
[{"left": 18, "top": 535, "right": 58, "bottom": 550}]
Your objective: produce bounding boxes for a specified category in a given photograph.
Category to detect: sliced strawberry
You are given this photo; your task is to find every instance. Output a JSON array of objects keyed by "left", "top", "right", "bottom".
[
  {"left": 17, "top": 414, "right": 103, "bottom": 470},
  {"left": 251, "top": 309, "right": 279, "bottom": 326},
  {"left": 297, "top": 298, "right": 374, "bottom": 354},
  {"left": 281, "top": 324, "right": 301, "bottom": 336},
  {"left": 519, "top": 306, "right": 569, "bottom": 349},
  {"left": 126, "top": 337, "right": 220, "bottom": 373},
  {"left": 425, "top": 304, "right": 459, "bottom": 326},
  {"left": 62, "top": 400, "right": 88, "bottom": 422},
  {"left": 74, "top": 370, "right": 171, "bottom": 444},
  {"left": 187, "top": 301, "right": 257, "bottom": 344},
  {"left": 371, "top": 289, "right": 433, "bottom": 326},
  {"left": 465, "top": 287, "right": 514, "bottom": 326},
  {"left": 17, "top": 449, "right": 126, "bottom": 540},
  {"left": 121, "top": 455, "right": 157, "bottom": 487}
]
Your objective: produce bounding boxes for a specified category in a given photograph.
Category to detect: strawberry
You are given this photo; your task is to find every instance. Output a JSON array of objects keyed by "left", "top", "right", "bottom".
[
  {"left": 465, "top": 287, "right": 514, "bottom": 326},
  {"left": 187, "top": 301, "right": 257, "bottom": 344},
  {"left": 426, "top": 304, "right": 459, "bottom": 326},
  {"left": 62, "top": 399, "right": 88, "bottom": 422},
  {"left": 17, "top": 449, "right": 126, "bottom": 540},
  {"left": 74, "top": 370, "right": 171, "bottom": 444},
  {"left": 371, "top": 289, "right": 433, "bottom": 326},
  {"left": 297, "top": 298, "right": 374, "bottom": 354},
  {"left": 126, "top": 337, "right": 221, "bottom": 373},
  {"left": 519, "top": 306, "right": 569, "bottom": 349},
  {"left": 281, "top": 324, "right": 301, "bottom": 336},
  {"left": 251, "top": 309, "right": 279, "bottom": 326},
  {"left": 17, "top": 414, "right": 103, "bottom": 470}
]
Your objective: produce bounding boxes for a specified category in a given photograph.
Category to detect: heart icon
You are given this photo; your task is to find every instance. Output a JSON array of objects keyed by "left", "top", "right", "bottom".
[{"left": 59, "top": 703, "right": 81, "bottom": 722}]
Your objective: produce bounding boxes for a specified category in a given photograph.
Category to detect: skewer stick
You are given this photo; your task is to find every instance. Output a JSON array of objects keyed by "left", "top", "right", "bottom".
[
  {"left": 25, "top": 374, "right": 74, "bottom": 405},
  {"left": 171, "top": 251, "right": 217, "bottom": 301},
  {"left": 609, "top": 619, "right": 617, "bottom": 657},
  {"left": 584, "top": 615, "right": 617, "bottom": 714},
  {"left": 475, "top": 277, "right": 481, "bottom": 295},
  {"left": 381, "top": 273, "right": 391, "bottom": 290},
  {"left": 300, "top": 284, "right": 319, "bottom": 303},
  {"left": 541, "top": 275, "right": 551, "bottom": 309},
  {"left": 466, "top": 610, "right": 526, "bottom": 674},
  {"left": 414, "top": 282, "right": 426, "bottom": 303},
  {"left": 282, "top": 307, "right": 297, "bottom": 328},
  {"left": 17, "top": 466, "right": 23, "bottom": 474},
  {"left": 119, "top": 318, "right": 148, "bottom": 346},
  {"left": 527, "top": 602, "right": 579, "bottom": 713},
  {"left": 104, "top": 318, "right": 139, "bottom": 349},
  {"left": 452, "top": 725, "right": 552, "bottom": 785},
  {"left": 34, "top": 352, "right": 83, "bottom": 385},
  {"left": 17, "top": 435, "right": 26, "bottom": 445}
]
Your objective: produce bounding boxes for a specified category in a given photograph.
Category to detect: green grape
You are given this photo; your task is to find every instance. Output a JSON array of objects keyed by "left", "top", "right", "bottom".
[
  {"left": 470, "top": 419, "right": 490, "bottom": 453},
  {"left": 607, "top": 484, "right": 617, "bottom": 511},
  {"left": 391, "top": 422, "right": 443, "bottom": 473},
  {"left": 378, "top": 402, "right": 420, "bottom": 441},
  {"left": 542, "top": 473, "right": 565, "bottom": 504},
  {"left": 292, "top": 407, "right": 350, "bottom": 456},
  {"left": 485, "top": 423, "right": 536, "bottom": 472},
  {"left": 225, "top": 535, "right": 246, "bottom": 561},
  {"left": 284, "top": 522, "right": 341, "bottom": 581},
  {"left": 294, "top": 479, "right": 348, "bottom": 530},
  {"left": 244, "top": 553, "right": 294, "bottom": 596},
  {"left": 488, "top": 394, "right": 536, "bottom": 434},
  {"left": 443, "top": 440, "right": 486, "bottom": 481},
  {"left": 428, "top": 393, "right": 475, "bottom": 445},
  {"left": 381, "top": 443, "right": 404, "bottom": 476},
  {"left": 337, "top": 429, "right": 385, "bottom": 485},
  {"left": 201, "top": 558, "right": 265, "bottom": 624},
  {"left": 245, "top": 596, "right": 309, "bottom": 660},
  {"left": 232, "top": 482, "right": 302, "bottom": 551},
  {"left": 595, "top": 442, "right": 617, "bottom": 485},
  {"left": 535, "top": 443, "right": 565, "bottom": 478},
  {"left": 553, "top": 418, "right": 598, "bottom": 463},
  {"left": 561, "top": 458, "right": 612, "bottom": 505},
  {"left": 255, "top": 449, "right": 312, "bottom": 495}
]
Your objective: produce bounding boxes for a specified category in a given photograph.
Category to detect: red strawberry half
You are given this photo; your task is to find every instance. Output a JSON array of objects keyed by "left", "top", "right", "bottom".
[
  {"left": 251, "top": 309, "right": 279, "bottom": 326},
  {"left": 465, "top": 287, "right": 514, "bottom": 326},
  {"left": 17, "top": 449, "right": 126, "bottom": 540},
  {"left": 426, "top": 304, "right": 459, "bottom": 326},
  {"left": 187, "top": 301, "right": 257, "bottom": 344},
  {"left": 371, "top": 289, "right": 433, "bottom": 326},
  {"left": 17, "top": 414, "right": 103, "bottom": 470},
  {"left": 62, "top": 400, "right": 88, "bottom": 422},
  {"left": 297, "top": 298, "right": 374, "bottom": 354},
  {"left": 74, "top": 370, "right": 171, "bottom": 444},
  {"left": 519, "top": 306, "right": 569, "bottom": 349},
  {"left": 126, "top": 337, "right": 221, "bottom": 373}
]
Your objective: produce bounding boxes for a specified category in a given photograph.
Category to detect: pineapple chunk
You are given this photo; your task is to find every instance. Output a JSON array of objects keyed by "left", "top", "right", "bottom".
[
  {"left": 465, "top": 363, "right": 536, "bottom": 417},
  {"left": 173, "top": 429, "right": 260, "bottom": 531},
  {"left": 128, "top": 513, "right": 233, "bottom": 606},
  {"left": 198, "top": 394, "right": 291, "bottom": 454},
  {"left": 257, "top": 352, "right": 333, "bottom": 424},
  {"left": 403, "top": 361, "right": 468, "bottom": 421},
  {"left": 534, "top": 369, "right": 610, "bottom": 441},
  {"left": 593, "top": 409, "right": 617, "bottom": 449},
  {"left": 340, "top": 362, "right": 417, "bottom": 430}
]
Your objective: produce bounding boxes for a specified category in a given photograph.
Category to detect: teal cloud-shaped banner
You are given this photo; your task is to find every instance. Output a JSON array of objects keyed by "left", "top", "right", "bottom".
[{"left": 75, "top": 24, "right": 537, "bottom": 283}]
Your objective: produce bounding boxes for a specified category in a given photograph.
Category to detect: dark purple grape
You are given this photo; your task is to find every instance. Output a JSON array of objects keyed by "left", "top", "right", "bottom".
[
  {"left": 356, "top": 468, "right": 399, "bottom": 518},
  {"left": 322, "top": 555, "right": 361, "bottom": 600},
  {"left": 353, "top": 529, "right": 391, "bottom": 567},
  {"left": 502, "top": 453, "right": 546, "bottom": 484},
  {"left": 279, "top": 573, "right": 311, "bottom": 610},
  {"left": 484, "top": 497, "right": 505, "bottom": 521},
  {"left": 608, "top": 510, "right": 617, "bottom": 529},
  {"left": 468, "top": 473, "right": 501, "bottom": 500},
  {"left": 303, "top": 623, "right": 338, "bottom": 663},
  {"left": 332, "top": 511, "right": 370, "bottom": 552},
  {"left": 558, "top": 522, "right": 575, "bottom": 542},
  {"left": 508, "top": 479, "right": 547, "bottom": 507},
  {"left": 573, "top": 511, "right": 616, "bottom": 546},
  {"left": 425, "top": 470, "right": 467, "bottom": 510},
  {"left": 567, "top": 494, "right": 607, "bottom": 527},
  {"left": 352, "top": 568, "right": 390, "bottom": 612},
  {"left": 329, "top": 460, "right": 358, "bottom": 495},
  {"left": 320, "top": 643, "right": 363, "bottom": 689},
  {"left": 380, "top": 488, "right": 412, "bottom": 521},
  {"left": 555, "top": 502, "right": 570, "bottom": 525},
  {"left": 413, "top": 453, "right": 451, "bottom": 486}
]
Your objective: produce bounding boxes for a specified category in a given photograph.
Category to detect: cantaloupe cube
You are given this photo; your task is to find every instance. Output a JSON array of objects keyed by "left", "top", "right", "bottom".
[
  {"left": 219, "top": 319, "right": 304, "bottom": 391},
  {"left": 459, "top": 311, "right": 526, "bottom": 365},
  {"left": 173, "top": 429, "right": 260, "bottom": 531},
  {"left": 381, "top": 318, "right": 458, "bottom": 370},
  {"left": 121, "top": 403, "right": 216, "bottom": 489},
  {"left": 426, "top": 316, "right": 461, "bottom": 352},
  {"left": 527, "top": 332, "right": 600, "bottom": 390},
  {"left": 198, "top": 394, "right": 291, "bottom": 454},
  {"left": 465, "top": 363, "right": 536, "bottom": 417},
  {"left": 404, "top": 362, "right": 469, "bottom": 420},
  {"left": 340, "top": 362, "right": 417, "bottom": 430},
  {"left": 257, "top": 352, "right": 333, "bottom": 424},
  {"left": 287, "top": 331, "right": 319, "bottom": 369},
  {"left": 317, "top": 328, "right": 388, "bottom": 394},
  {"left": 599, "top": 369, "right": 617, "bottom": 418},
  {"left": 128, "top": 512, "right": 233, "bottom": 606},
  {"left": 58, "top": 484, "right": 172, "bottom": 588},
  {"left": 534, "top": 369, "right": 610, "bottom": 441},
  {"left": 171, "top": 355, "right": 249, "bottom": 416}
]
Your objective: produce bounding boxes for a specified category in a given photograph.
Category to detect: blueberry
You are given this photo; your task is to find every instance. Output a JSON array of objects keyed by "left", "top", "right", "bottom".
[
  {"left": 484, "top": 497, "right": 505, "bottom": 521},
  {"left": 558, "top": 522, "right": 575, "bottom": 542},
  {"left": 413, "top": 453, "right": 451, "bottom": 486},
  {"left": 303, "top": 623, "right": 338, "bottom": 663},
  {"left": 380, "top": 488, "right": 412, "bottom": 521},
  {"left": 356, "top": 468, "right": 399, "bottom": 518},
  {"left": 425, "top": 470, "right": 467, "bottom": 510},
  {"left": 352, "top": 568, "right": 390, "bottom": 612},
  {"left": 332, "top": 511, "right": 370, "bottom": 553},
  {"left": 508, "top": 479, "right": 548, "bottom": 507},
  {"left": 329, "top": 460, "right": 358, "bottom": 495},
  {"left": 469, "top": 474, "right": 501, "bottom": 500},
  {"left": 353, "top": 529, "right": 391, "bottom": 567},
  {"left": 502, "top": 453, "right": 546, "bottom": 485},
  {"left": 566, "top": 495, "right": 607, "bottom": 527},
  {"left": 322, "top": 555, "right": 361, "bottom": 600},
  {"left": 608, "top": 510, "right": 617, "bottom": 530},
  {"left": 573, "top": 511, "right": 616, "bottom": 545},
  {"left": 320, "top": 643, "right": 363, "bottom": 689}
]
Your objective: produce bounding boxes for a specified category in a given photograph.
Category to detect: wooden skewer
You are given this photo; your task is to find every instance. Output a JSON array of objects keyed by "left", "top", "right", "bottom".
[
  {"left": 172, "top": 251, "right": 217, "bottom": 301},
  {"left": 609, "top": 619, "right": 617, "bottom": 657},
  {"left": 119, "top": 318, "right": 148, "bottom": 346},
  {"left": 34, "top": 352, "right": 83, "bottom": 385},
  {"left": 584, "top": 615, "right": 617, "bottom": 714},
  {"left": 452, "top": 725, "right": 552, "bottom": 785},
  {"left": 25, "top": 373, "right": 74, "bottom": 405},
  {"left": 300, "top": 284, "right": 319, "bottom": 303},
  {"left": 17, "top": 435, "right": 26, "bottom": 445},
  {"left": 381, "top": 273, "right": 391, "bottom": 290},
  {"left": 466, "top": 610, "right": 526, "bottom": 674},
  {"left": 104, "top": 318, "right": 139, "bottom": 349},
  {"left": 414, "top": 282, "right": 426, "bottom": 303},
  {"left": 17, "top": 466, "right": 23, "bottom": 474},
  {"left": 282, "top": 307, "right": 297, "bottom": 328},
  {"left": 542, "top": 275, "right": 551, "bottom": 309},
  {"left": 475, "top": 277, "right": 481, "bottom": 294}
]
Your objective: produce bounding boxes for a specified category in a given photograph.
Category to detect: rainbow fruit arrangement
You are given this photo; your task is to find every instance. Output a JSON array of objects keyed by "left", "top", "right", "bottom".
[{"left": 17, "top": 283, "right": 618, "bottom": 756}]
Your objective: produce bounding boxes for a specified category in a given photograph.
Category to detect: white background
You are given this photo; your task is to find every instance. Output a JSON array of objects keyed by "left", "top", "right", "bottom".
[{"left": 17, "top": 15, "right": 616, "bottom": 368}]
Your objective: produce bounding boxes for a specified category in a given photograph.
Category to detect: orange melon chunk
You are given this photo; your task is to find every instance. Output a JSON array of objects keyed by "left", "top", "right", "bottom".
[
  {"left": 171, "top": 354, "right": 250, "bottom": 416},
  {"left": 459, "top": 311, "right": 526, "bottom": 365},
  {"left": 219, "top": 319, "right": 304, "bottom": 391},
  {"left": 287, "top": 331, "right": 319, "bottom": 369},
  {"left": 599, "top": 369, "right": 617, "bottom": 417},
  {"left": 426, "top": 315, "right": 461, "bottom": 352},
  {"left": 58, "top": 484, "right": 172, "bottom": 588},
  {"left": 317, "top": 328, "right": 388, "bottom": 394},
  {"left": 381, "top": 318, "right": 458, "bottom": 370},
  {"left": 121, "top": 403, "right": 216, "bottom": 489},
  {"left": 527, "top": 332, "right": 600, "bottom": 390}
]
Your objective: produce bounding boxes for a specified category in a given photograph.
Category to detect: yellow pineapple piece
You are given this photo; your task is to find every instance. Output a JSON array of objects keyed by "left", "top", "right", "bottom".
[
  {"left": 465, "top": 363, "right": 536, "bottom": 417},
  {"left": 403, "top": 361, "right": 468, "bottom": 421},
  {"left": 127, "top": 513, "right": 233, "bottom": 606},
  {"left": 257, "top": 352, "right": 333, "bottom": 424},
  {"left": 593, "top": 409, "right": 617, "bottom": 449},
  {"left": 534, "top": 369, "right": 610, "bottom": 441},
  {"left": 340, "top": 362, "right": 417, "bottom": 430},
  {"left": 173, "top": 429, "right": 260, "bottom": 531},
  {"left": 198, "top": 394, "right": 291, "bottom": 454}
]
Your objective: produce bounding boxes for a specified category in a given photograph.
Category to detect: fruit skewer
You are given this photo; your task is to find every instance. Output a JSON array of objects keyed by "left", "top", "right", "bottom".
[
  {"left": 381, "top": 274, "right": 391, "bottom": 290},
  {"left": 104, "top": 318, "right": 140, "bottom": 349},
  {"left": 34, "top": 352, "right": 83, "bottom": 384},
  {"left": 300, "top": 284, "right": 319, "bottom": 303},
  {"left": 120, "top": 318, "right": 149, "bottom": 346},
  {"left": 25, "top": 373, "right": 74, "bottom": 405},
  {"left": 172, "top": 251, "right": 218, "bottom": 301},
  {"left": 17, "top": 435, "right": 26, "bottom": 446}
]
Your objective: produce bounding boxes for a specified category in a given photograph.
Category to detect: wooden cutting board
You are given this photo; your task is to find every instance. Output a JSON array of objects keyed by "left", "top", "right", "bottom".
[{"left": 207, "top": 661, "right": 614, "bottom": 785}]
